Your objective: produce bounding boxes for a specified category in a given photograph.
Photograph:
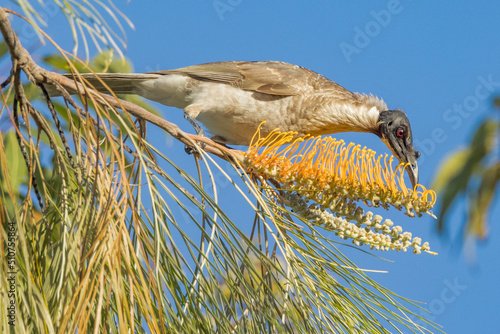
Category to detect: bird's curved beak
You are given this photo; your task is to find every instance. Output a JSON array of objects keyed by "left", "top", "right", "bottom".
[
  {"left": 380, "top": 136, "right": 420, "bottom": 189},
  {"left": 404, "top": 154, "right": 419, "bottom": 189}
]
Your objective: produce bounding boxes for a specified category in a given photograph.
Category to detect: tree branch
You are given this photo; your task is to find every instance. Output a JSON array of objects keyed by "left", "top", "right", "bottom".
[{"left": 0, "top": 6, "right": 243, "bottom": 162}]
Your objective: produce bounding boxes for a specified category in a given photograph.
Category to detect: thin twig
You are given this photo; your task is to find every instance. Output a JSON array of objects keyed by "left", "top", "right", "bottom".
[
  {"left": 1, "top": 74, "right": 12, "bottom": 89},
  {"left": 0, "top": 7, "right": 242, "bottom": 163},
  {"left": 38, "top": 83, "right": 76, "bottom": 169},
  {"left": 13, "top": 96, "right": 45, "bottom": 212}
]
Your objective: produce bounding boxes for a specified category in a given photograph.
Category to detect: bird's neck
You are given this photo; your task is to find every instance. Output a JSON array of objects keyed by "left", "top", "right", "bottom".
[{"left": 313, "top": 93, "right": 386, "bottom": 135}]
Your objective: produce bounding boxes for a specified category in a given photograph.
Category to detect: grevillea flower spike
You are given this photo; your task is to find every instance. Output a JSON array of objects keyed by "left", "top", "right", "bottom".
[{"left": 244, "top": 124, "right": 437, "bottom": 254}]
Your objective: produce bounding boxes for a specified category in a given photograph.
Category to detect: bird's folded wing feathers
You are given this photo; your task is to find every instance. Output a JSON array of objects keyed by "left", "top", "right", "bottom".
[
  {"left": 150, "top": 61, "right": 318, "bottom": 96},
  {"left": 47, "top": 61, "right": 356, "bottom": 101}
]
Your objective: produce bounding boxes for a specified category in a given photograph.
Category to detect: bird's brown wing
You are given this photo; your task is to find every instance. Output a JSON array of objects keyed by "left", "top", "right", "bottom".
[{"left": 149, "top": 61, "right": 352, "bottom": 97}]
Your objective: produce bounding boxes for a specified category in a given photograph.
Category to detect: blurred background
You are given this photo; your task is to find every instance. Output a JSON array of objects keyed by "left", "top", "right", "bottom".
[{"left": 5, "top": 1, "right": 499, "bottom": 332}]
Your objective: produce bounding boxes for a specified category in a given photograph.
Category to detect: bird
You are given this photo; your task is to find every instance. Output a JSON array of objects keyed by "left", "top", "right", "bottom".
[{"left": 52, "top": 61, "right": 421, "bottom": 188}]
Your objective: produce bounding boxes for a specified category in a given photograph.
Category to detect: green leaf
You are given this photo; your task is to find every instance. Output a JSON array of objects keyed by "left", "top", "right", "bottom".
[
  {"left": 43, "top": 54, "right": 87, "bottom": 72},
  {"left": 435, "top": 119, "right": 498, "bottom": 232},
  {"left": 469, "top": 119, "right": 499, "bottom": 157},
  {"left": 0, "top": 41, "right": 8, "bottom": 59},
  {"left": 2, "top": 131, "right": 28, "bottom": 194},
  {"left": 431, "top": 147, "right": 470, "bottom": 192},
  {"left": 92, "top": 50, "right": 132, "bottom": 73},
  {"left": 44, "top": 51, "right": 133, "bottom": 74},
  {"left": 467, "top": 162, "right": 500, "bottom": 239},
  {"left": 494, "top": 97, "right": 500, "bottom": 109}
]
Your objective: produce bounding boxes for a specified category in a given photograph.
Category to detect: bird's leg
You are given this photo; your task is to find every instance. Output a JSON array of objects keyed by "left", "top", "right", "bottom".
[
  {"left": 184, "top": 111, "right": 205, "bottom": 137},
  {"left": 183, "top": 111, "right": 206, "bottom": 154}
]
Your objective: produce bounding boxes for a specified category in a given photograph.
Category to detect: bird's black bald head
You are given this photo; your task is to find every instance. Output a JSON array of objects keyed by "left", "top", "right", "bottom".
[{"left": 377, "top": 110, "right": 420, "bottom": 188}]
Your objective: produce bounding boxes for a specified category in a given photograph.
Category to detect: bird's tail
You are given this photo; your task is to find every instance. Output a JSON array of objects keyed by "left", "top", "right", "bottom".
[{"left": 46, "top": 72, "right": 162, "bottom": 97}]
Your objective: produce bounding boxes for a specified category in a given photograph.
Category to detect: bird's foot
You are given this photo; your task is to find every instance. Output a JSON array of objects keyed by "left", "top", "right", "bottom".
[
  {"left": 184, "top": 143, "right": 206, "bottom": 155},
  {"left": 184, "top": 112, "right": 205, "bottom": 137},
  {"left": 184, "top": 112, "right": 206, "bottom": 154}
]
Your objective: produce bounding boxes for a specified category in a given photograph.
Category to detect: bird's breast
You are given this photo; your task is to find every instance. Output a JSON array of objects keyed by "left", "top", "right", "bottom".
[{"left": 192, "top": 83, "right": 307, "bottom": 145}]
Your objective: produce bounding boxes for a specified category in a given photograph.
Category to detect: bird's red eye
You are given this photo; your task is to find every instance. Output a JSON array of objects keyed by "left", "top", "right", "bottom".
[{"left": 397, "top": 129, "right": 405, "bottom": 138}]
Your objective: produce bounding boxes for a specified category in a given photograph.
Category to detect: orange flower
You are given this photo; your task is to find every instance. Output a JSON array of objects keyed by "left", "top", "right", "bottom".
[
  {"left": 243, "top": 125, "right": 437, "bottom": 254},
  {"left": 245, "top": 126, "right": 436, "bottom": 218}
]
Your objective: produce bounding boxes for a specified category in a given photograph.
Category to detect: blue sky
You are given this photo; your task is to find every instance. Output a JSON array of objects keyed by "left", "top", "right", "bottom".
[{"left": 8, "top": 0, "right": 500, "bottom": 332}]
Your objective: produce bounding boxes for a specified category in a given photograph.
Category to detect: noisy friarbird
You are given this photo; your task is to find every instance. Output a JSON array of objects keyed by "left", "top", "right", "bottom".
[{"left": 51, "top": 61, "right": 421, "bottom": 188}]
